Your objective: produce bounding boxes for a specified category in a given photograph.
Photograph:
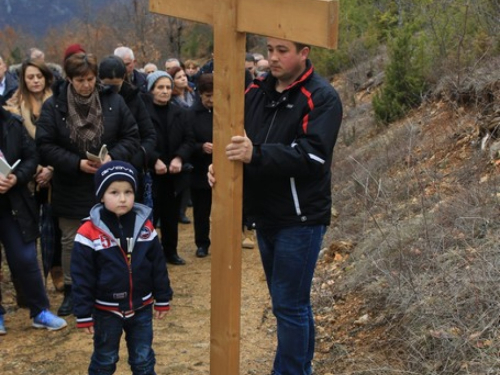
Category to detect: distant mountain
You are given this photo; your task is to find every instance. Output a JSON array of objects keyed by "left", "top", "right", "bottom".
[{"left": 0, "top": 0, "right": 108, "bottom": 36}]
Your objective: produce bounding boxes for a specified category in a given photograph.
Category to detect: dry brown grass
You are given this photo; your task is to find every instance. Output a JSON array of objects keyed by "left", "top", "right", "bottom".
[{"left": 313, "top": 63, "right": 500, "bottom": 374}]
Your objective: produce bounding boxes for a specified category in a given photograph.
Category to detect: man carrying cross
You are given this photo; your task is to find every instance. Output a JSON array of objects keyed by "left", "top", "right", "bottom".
[
  {"left": 150, "top": 0, "right": 340, "bottom": 373},
  {"left": 210, "top": 37, "right": 343, "bottom": 375}
]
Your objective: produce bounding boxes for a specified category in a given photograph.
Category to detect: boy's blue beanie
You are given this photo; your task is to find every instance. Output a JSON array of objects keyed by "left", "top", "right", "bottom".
[{"left": 94, "top": 161, "right": 137, "bottom": 201}]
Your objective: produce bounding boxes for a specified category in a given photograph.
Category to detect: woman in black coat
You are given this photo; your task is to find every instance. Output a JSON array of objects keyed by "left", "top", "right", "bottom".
[
  {"left": 188, "top": 74, "right": 214, "bottom": 258},
  {"left": 36, "top": 52, "right": 139, "bottom": 316},
  {"left": 98, "top": 55, "right": 156, "bottom": 200},
  {"left": 142, "top": 71, "right": 194, "bottom": 265},
  {"left": 0, "top": 107, "right": 67, "bottom": 333}
]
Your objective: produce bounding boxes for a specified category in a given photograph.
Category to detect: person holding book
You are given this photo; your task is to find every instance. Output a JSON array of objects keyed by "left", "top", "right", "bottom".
[
  {"left": 4, "top": 58, "right": 55, "bottom": 192},
  {"left": 36, "top": 52, "right": 140, "bottom": 317},
  {"left": 0, "top": 105, "right": 67, "bottom": 334},
  {"left": 4, "top": 57, "right": 65, "bottom": 299}
]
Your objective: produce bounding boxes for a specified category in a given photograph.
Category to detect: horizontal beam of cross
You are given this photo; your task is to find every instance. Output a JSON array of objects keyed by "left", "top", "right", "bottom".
[{"left": 150, "top": 0, "right": 339, "bottom": 48}]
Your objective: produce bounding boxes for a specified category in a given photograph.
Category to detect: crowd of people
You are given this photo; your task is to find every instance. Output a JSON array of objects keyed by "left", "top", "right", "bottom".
[{"left": 0, "top": 39, "right": 342, "bottom": 375}]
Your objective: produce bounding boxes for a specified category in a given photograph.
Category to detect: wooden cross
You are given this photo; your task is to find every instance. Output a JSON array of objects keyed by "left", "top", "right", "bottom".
[{"left": 149, "top": 1, "right": 339, "bottom": 374}]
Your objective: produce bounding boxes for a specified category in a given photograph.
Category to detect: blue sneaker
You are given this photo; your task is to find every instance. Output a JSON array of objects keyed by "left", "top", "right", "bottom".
[
  {"left": 0, "top": 314, "right": 6, "bottom": 335},
  {"left": 32, "top": 310, "right": 67, "bottom": 331}
]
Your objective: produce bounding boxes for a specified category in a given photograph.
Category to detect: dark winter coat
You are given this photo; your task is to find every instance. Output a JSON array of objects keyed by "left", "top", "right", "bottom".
[
  {"left": 243, "top": 60, "right": 343, "bottom": 229},
  {"left": 35, "top": 82, "right": 140, "bottom": 219},
  {"left": 0, "top": 107, "right": 39, "bottom": 242},
  {"left": 71, "top": 203, "right": 172, "bottom": 328},
  {"left": 0, "top": 71, "right": 19, "bottom": 106},
  {"left": 189, "top": 100, "right": 213, "bottom": 190},
  {"left": 119, "top": 81, "right": 156, "bottom": 170},
  {"left": 131, "top": 69, "right": 148, "bottom": 93},
  {"left": 141, "top": 93, "right": 194, "bottom": 193}
]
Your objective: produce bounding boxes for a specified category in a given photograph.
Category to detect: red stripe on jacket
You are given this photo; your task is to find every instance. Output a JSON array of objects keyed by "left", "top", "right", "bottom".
[{"left": 300, "top": 86, "right": 314, "bottom": 133}]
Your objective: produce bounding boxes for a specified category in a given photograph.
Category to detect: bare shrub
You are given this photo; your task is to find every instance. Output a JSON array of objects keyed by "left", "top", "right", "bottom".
[
  {"left": 317, "top": 92, "right": 500, "bottom": 373},
  {"left": 432, "top": 57, "right": 500, "bottom": 108}
]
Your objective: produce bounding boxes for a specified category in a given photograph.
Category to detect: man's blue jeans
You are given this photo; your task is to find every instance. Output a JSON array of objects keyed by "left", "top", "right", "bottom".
[
  {"left": 256, "top": 225, "right": 326, "bottom": 375},
  {"left": 89, "top": 305, "right": 156, "bottom": 375}
]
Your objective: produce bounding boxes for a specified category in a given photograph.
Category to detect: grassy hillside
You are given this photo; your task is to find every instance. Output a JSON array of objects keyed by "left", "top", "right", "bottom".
[{"left": 312, "top": 55, "right": 500, "bottom": 374}]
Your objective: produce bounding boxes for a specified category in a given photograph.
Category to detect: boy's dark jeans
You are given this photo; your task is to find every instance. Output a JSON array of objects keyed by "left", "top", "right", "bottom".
[{"left": 89, "top": 305, "right": 156, "bottom": 375}]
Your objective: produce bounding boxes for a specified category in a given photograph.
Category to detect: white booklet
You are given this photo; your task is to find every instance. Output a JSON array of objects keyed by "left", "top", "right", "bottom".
[
  {"left": 0, "top": 158, "right": 21, "bottom": 177},
  {"left": 86, "top": 144, "right": 108, "bottom": 163}
]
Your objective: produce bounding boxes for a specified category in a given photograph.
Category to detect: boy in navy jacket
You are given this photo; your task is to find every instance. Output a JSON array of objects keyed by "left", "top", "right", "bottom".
[{"left": 71, "top": 161, "right": 172, "bottom": 374}]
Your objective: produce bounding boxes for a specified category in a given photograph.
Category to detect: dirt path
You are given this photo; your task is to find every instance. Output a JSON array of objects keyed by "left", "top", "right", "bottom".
[{"left": 0, "top": 208, "right": 275, "bottom": 374}]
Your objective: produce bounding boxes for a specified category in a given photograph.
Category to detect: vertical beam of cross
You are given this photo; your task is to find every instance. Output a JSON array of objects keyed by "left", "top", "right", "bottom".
[{"left": 209, "top": 1, "right": 245, "bottom": 374}]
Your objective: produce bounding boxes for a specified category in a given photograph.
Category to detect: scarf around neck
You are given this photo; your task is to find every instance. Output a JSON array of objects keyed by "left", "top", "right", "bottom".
[
  {"left": 4, "top": 90, "right": 53, "bottom": 139},
  {"left": 67, "top": 84, "right": 104, "bottom": 152}
]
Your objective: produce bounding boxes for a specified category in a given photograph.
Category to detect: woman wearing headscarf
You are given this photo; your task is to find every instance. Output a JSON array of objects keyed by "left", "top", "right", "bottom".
[
  {"left": 141, "top": 71, "right": 194, "bottom": 265},
  {"left": 36, "top": 52, "right": 139, "bottom": 316}
]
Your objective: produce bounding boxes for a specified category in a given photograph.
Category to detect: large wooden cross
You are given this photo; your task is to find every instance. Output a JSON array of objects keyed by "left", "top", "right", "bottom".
[{"left": 150, "top": 1, "right": 339, "bottom": 374}]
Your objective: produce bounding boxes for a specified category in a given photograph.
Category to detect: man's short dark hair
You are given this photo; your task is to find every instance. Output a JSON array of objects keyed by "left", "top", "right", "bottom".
[
  {"left": 98, "top": 55, "right": 127, "bottom": 80},
  {"left": 293, "top": 42, "right": 311, "bottom": 52},
  {"left": 245, "top": 53, "right": 255, "bottom": 63}
]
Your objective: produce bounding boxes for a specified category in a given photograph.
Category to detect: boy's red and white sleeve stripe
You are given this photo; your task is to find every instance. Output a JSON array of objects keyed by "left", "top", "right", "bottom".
[
  {"left": 154, "top": 301, "right": 170, "bottom": 311},
  {"left": 76, "top": 316, "right": 94, "bottom": 328}
]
